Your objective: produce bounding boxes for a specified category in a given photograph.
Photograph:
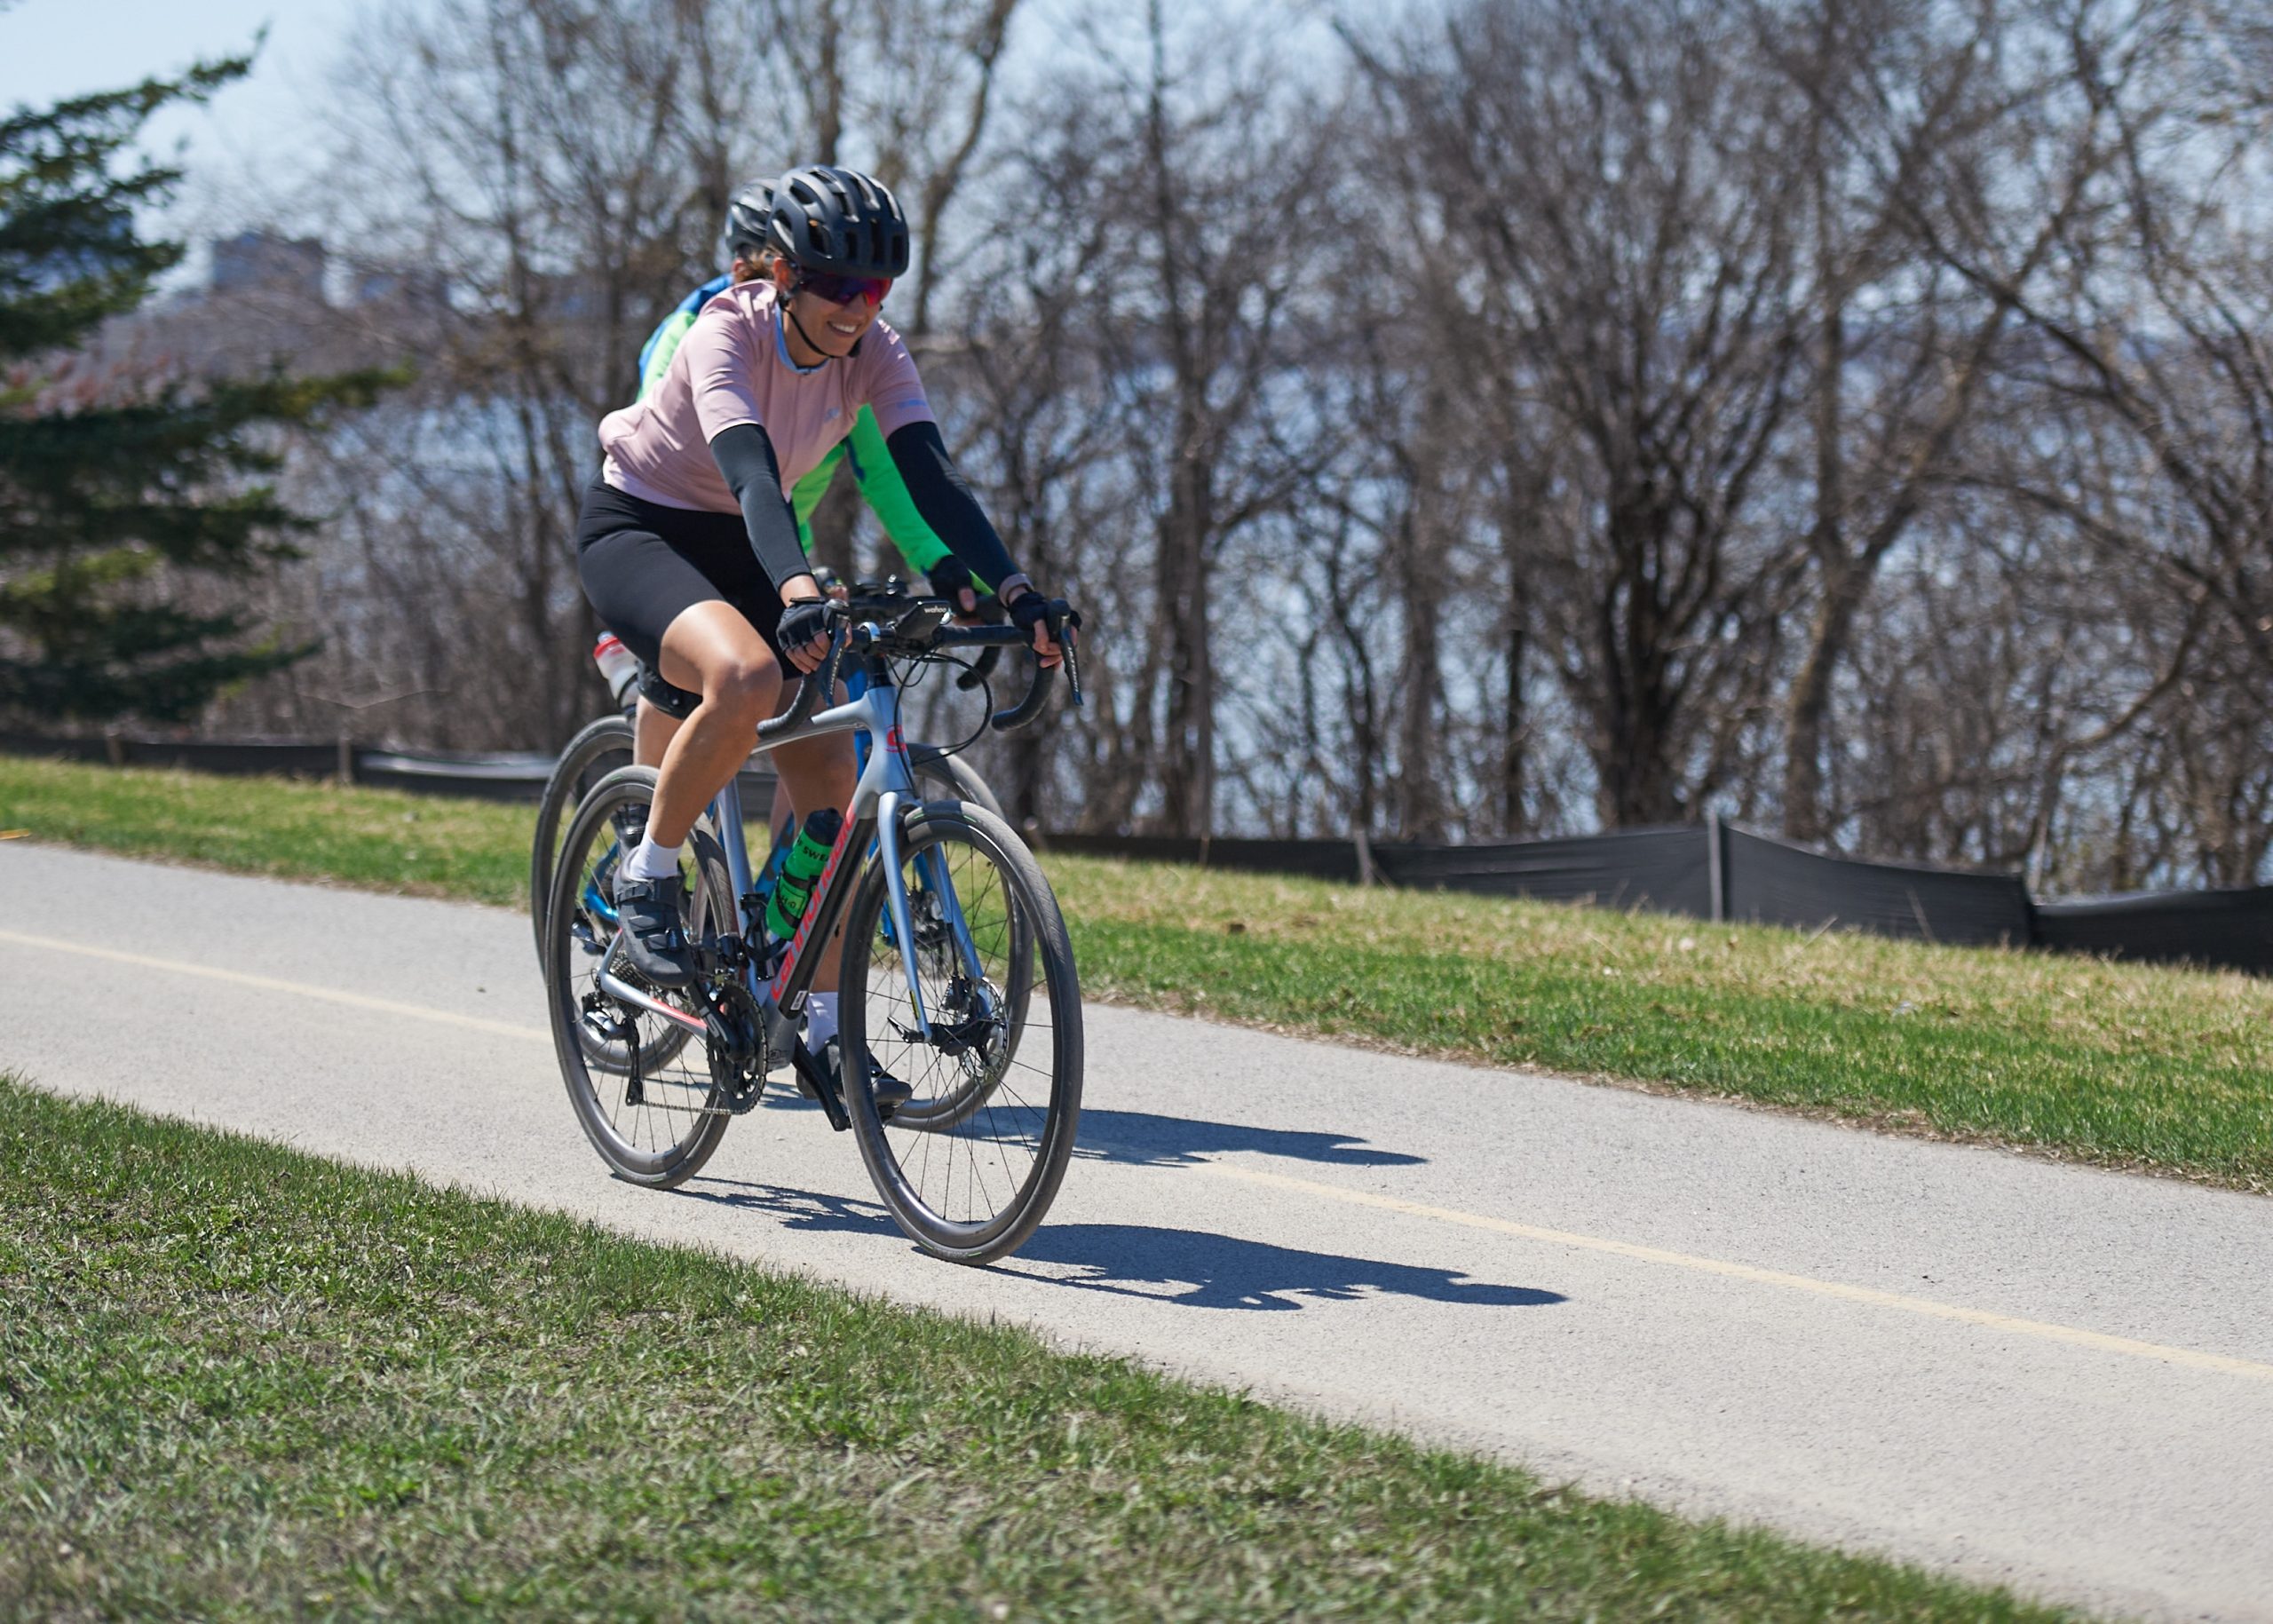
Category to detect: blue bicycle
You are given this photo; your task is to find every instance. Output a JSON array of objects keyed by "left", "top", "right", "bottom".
[{"left": 539, "top": 596, "right": 1083, "bottom": 1264}]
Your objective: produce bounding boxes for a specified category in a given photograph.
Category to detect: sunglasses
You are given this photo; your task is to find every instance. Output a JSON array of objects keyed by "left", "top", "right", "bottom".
[{"left": 796, "top": 270, "right": 892, "bottom": 307}]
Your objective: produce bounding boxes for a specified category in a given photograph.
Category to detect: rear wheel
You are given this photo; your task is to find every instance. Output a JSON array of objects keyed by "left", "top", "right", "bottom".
[
  {"left": 531, "top": 714, "right": 635, "bottom": 958},
  {"left": 840, "top": 802, "right": 1081, "bottom": 1263},
  {"left": 544, "top": 765, "right": 734, "bottom": 1188}
]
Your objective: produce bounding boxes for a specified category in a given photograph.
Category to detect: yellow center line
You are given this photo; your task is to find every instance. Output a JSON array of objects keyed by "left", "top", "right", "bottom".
[
  {"left": 12, "top": 927, "right": 2269, "bottom": 1385},
  {"left": 0, "top": 929, "right": 550, "bottom": 1044},
  {"left": 1199, "top": 1162, "right": 2273, "bottom": 1386}
]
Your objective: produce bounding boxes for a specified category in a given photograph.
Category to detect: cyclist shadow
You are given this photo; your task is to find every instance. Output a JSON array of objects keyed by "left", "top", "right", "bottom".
[
  {"left": 755, "top": 1096, "right": 1423, "bottom": 1175},
  {"left": 669, "top": 1177, "right": 901, "bottom": 1236},
  {"left": 1073, "top": 1109, "right": 1424, "bottom": 1170},
  {"left": 1004, "top": 1224, "right": 1566, "bottom": 1313},
  {"left": 669, "top": 1180, "right": 1563, "bottom": 1315}
]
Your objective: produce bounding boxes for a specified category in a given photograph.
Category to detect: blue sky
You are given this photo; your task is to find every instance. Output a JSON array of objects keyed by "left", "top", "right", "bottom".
[{"left": 1, "top": 0, "right": 364, "bottom": 234}]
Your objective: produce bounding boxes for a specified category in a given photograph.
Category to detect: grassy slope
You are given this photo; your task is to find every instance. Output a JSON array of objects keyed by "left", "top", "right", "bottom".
[
  {"left": 0, "top": 1080, "right": 2076, "bottom": 1621},
  {"left": 5, "top": 753, "right": 2269, "bottom": 1189}
]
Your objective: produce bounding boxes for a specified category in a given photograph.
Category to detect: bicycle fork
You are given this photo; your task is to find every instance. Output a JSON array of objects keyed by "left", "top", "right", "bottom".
[{"left": 875, "top": 793, "right": 995, "bottom": 1042}]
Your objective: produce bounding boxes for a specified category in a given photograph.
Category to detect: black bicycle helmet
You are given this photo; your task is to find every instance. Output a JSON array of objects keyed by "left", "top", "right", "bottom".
[
  {"left": 766, "top": 165, "right": 911, "bottom": 279},
  {"left": 720, "top": 176, "right": 774, "bottom": 265}
]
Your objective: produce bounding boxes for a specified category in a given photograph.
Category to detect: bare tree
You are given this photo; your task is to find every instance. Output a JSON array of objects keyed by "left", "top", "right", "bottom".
[
  {"left": 980, "top": 4, "right": 1345, "bottom": 837},
  {"left": 1758, "top": 0, "right": 2125, "bottom": 844},
  {"left": 1354, "top": 0, "right": 1810, "bottom": 827}
]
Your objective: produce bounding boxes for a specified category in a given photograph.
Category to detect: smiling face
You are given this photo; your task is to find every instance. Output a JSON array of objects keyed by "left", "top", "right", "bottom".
[{"left": 770, "top": 259, "right": 883, "bottom": 362}]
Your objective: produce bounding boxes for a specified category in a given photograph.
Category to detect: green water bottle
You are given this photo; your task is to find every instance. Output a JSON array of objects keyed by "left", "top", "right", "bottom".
[{"left": 764, "top": 808, "right": 843, "bottom": 942}]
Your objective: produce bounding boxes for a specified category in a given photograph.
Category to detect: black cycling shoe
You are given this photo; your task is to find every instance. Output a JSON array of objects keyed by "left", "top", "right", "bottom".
[
  {"left": 792, "top": 1036, "right": 913, "bottom": 1119},
  {"left": 611, "top": 871, "right": 697, "bottom": 987}
]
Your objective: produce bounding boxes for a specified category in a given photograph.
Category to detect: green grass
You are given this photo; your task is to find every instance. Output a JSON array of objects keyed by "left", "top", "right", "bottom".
[
  {"left": 0, "top": 754, "right": 530, "bottom": 903},
  {"left": 0, "top": 1080, "right": 2077, "bottom": 1621},
  {"left": 5, "top": 753, "right": 2270, "bottom": 1190}
]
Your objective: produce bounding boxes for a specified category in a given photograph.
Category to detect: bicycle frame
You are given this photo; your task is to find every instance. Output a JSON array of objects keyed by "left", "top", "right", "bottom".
[{"left": 593, "top": 647, "right": 981, "bottom": 1050}]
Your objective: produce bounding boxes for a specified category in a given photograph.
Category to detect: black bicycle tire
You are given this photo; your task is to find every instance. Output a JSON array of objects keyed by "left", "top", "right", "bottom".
[
  {"left": 839, "top": 801, "right": 1081, "bottom": 1264},
  {"left": 545, "top": 765, "right": 733, "bottom": 1188},
  {"left": 531, "top": 713, "right": 637, "bottom": 958}
]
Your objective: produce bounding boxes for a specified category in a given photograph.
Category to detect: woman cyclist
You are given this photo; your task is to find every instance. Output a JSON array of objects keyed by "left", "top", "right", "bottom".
[{"left": 574, "top": 164, "right": 1068, "bottom": 1103}]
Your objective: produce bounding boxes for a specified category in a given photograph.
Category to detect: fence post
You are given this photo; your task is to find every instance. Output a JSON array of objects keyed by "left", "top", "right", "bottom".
[
  {"left": 1706, "top": 811, "right": 1726, "bottom": 923},
  {"left": 1353, "top": 825, "right": 1379, "bottom": 888},
  {"left": 336, "top": 731, "right": 355, "bottom": 786}
]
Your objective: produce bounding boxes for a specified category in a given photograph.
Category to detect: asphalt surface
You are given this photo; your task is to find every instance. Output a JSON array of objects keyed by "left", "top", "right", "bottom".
[{"left": 4, "top": 841, "right": 2271, "bottom": 1621}]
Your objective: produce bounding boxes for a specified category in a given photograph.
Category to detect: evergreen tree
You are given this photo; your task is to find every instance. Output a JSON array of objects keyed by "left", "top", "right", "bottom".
[{"left": 0, "top": 58, "right": 389, "bottom": 726}]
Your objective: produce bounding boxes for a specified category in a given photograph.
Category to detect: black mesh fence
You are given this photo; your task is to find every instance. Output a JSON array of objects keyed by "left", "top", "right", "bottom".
[
  {"left": 1038, "top": 832, "right": 1362, "bottom": 882},
  {"left": 0, "top": 731, "right": 340, "bottom": 777},
  {"left": 2034, "top": 887, "right": 2273, "bottom": 974},
  {"left": 1720, "top": 826, "right": 2034, "bottom": 947},
  {"left": 1038, "top": 818, "right": 2261, "bottom": 972},
  {"left": 355, "top": 749, "right": 556, "bottom": 802},
  {"left": 1374, "top": 826, "right": 1713, "bottom": 915}
]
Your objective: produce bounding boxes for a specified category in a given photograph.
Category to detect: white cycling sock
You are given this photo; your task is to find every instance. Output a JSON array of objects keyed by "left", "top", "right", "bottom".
[
  {"left": 623, "top": 832, "right": 685, "bottom": 883},
  {"left": 803, "top": 991, "right": 840, "bottom": 1051}
]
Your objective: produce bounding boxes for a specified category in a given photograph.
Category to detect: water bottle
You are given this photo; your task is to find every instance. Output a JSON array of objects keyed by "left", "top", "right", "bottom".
[
  {"left": 591, "top": 632, "right": 641, "bottom": 709},
  {"left": 764, "top": 807, "right": 843, "bottom": 942}
]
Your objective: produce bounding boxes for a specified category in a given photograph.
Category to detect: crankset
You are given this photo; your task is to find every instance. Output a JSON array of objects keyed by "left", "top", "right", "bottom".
[{"left": 701, "top": 977, "right": 769, "bottom": 1115}]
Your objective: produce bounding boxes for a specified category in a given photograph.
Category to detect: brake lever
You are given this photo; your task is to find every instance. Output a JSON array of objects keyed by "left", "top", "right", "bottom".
[{"left": 1048, "top": 606, "right": 1084, "bottom": 709}]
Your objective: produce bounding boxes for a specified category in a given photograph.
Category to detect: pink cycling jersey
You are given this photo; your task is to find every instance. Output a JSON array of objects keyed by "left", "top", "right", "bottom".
[{"left": 598, "top": 280, "right": 933, "bottom": 512}]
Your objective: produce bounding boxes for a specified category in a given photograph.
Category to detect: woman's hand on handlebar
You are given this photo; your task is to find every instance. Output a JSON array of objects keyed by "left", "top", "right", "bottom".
[
  {"left": 1003, "top": 581, "right": 1070, "bottom": 669},
  {"left": 776, "top": 585, "right": 835, "bottom": 674}
]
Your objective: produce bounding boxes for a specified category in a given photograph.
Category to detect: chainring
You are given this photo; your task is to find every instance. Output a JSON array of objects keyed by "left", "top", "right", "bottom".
[{"left": 705, "top": 978, "right": 771, "bottom": 1114}]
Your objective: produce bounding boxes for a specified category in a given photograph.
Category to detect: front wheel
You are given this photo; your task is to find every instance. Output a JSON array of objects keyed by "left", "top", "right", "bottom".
[{"left": 840, "top": 802, "right": 1081, "bottom": 1264}]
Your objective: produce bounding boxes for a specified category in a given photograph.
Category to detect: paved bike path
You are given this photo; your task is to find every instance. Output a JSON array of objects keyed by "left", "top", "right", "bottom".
[{"left": 4, "top": 842, "right": 2270, "bottom": 1622}]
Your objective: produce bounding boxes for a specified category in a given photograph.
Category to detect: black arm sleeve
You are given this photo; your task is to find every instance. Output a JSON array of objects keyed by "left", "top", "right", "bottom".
[
  {"left": 884, "top": 420, "right": 1022, "bottom": 590},
  {"left": 709, "top": 423, "right": 816, "bottom": 596}
]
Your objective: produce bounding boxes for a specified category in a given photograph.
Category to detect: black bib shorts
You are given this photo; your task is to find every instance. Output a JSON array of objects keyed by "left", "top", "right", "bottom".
[{"left": 574, "top": 478, "right": 789, "bottom": 697}]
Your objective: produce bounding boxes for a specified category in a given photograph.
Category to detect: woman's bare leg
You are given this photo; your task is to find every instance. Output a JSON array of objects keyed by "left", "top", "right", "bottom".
[
  {"left": 651, "top": 606, "right": 853, "bottom": 996},
  {"left": 631, "top": 694, "right": 680, "bottom": 769},
  {"left": 650, "top": 602, "right": 780, "bottom": 845}
]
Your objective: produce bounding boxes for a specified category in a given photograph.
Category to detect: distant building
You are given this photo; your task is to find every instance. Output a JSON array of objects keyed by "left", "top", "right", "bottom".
[
  {"left": 210, "top": 231, "right": 328, "bottom": 301},
  {"left": 352, "top": 265, "right": 451, "bottom": 309}
]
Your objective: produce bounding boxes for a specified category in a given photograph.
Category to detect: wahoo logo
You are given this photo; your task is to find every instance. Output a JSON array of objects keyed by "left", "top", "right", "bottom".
[{"left": 770, "top": 812, "right": 860, "bottom": 1002}]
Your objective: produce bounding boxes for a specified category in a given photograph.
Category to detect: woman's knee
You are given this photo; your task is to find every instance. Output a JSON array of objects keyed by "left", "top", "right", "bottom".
[{"left": 702, "top": 652, "right": 780, "bottom": 725}]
